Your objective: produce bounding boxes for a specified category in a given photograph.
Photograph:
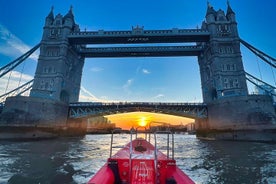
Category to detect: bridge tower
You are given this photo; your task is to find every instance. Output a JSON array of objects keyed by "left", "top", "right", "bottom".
[
  {"left": 30, "top": 7, "right": 84, "bottom": 103},
  {"left": 196, "top": 2, "right": 276, "bottom": 141},
  {"left": 0, "top": 7, "right": 87, "bottom": 139},
  {"left": 198, "top": 2, "right": 248, "bottom": 103}
]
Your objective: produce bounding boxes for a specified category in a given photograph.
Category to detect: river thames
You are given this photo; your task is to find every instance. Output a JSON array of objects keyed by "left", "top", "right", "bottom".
[{"left": 0, "top": 134, "right": 275, "bottom": 184}]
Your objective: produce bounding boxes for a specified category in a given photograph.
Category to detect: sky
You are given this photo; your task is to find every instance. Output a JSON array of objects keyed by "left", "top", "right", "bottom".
[{"left": 0, "top": 0, "right": 276, "bottom": 127}]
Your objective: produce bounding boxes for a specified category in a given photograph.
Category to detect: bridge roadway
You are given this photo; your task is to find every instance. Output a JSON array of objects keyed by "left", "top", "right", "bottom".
[{"left": 69, "top": 102, "right": 207, "bottom": 119}]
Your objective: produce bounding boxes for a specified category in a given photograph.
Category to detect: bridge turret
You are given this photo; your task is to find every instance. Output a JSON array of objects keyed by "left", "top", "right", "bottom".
[
  {"left": 226, "top": 1, "right": 236, "bottom": 22},
  {"left": 45, "top": 6, "right": 54, "bottom": 26},
  {"left": 198, "top": 3, "right": 248, "bottom": 103},
  {"left": 63, "top": 6, "right": 75, "bottom": 28},
  {"left": 31, "top": 7, "right": 84, "bottom": 103},
  {"left": 205, "top": 2, "right": 216, "bottom": 23}
]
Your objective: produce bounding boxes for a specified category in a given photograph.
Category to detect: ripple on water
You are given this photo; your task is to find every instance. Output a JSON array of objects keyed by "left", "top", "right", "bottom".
[{"left": 0, "top": 134, "right": 275, "bottom": 184}]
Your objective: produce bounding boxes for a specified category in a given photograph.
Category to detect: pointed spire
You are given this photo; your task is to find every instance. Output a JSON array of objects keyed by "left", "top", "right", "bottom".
[
  {"left": 46, "top": 6, "right": 54, "bottom": 20},
  {"left": 207, "top": 1, "right": 211, "bottom": 8},
  {"left": 226, "top": 0, "right": 235, "bottom": 15},
  {"left": 64, "top": 5, "right": 74, "bottom": 20},
  {"left": 206, "top": 1, "right": 216, "bottom": 17}
]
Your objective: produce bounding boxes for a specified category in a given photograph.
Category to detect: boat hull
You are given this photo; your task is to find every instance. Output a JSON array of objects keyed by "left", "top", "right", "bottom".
[{"left": 88, "top": 138, "right": 194, "bottom": 184}]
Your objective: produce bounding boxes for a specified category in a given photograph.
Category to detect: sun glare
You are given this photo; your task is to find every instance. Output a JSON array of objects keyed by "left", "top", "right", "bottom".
[{"left": 138, "top": 117, "right": 148, "bottom": 127}]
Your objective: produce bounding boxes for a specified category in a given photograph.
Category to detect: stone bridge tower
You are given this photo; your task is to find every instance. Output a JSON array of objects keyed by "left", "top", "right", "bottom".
[
  {"left": 198, "top": 2, "right": 248, "bottom": 103},
  {"left": 30, "top": 7, "right": 84, "bottom": 103},
  {"left": 196, "top": 2, "right": 276, "bottom": 141},
  {"left": 0, "top": 7, "right": 87, "bottom": 138}
]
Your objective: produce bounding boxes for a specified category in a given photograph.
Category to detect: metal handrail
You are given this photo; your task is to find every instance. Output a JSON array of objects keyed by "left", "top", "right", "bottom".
[{"left": 109, "top": 128, "right": 125, "bottom": 158}]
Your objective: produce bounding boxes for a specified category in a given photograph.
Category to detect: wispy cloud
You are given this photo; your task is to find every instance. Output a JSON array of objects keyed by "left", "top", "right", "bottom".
[
  {"left": 123, "top": 78, "right": 134, "bottom": 94},
  {"left": 142, "top": 68, "right": 151, "bottom": 74},
  {"left": 79, "top": 86, "right": 117, "bottom": 103},
  {"left": 90, "top": 67, "right": 103, "bottom": 72},
  {"left": 123, "top": 79, "right": 133, "bottom": 88},
  {"left": 0, "top": 23, "right": 39, "bottom": 60},
  {"left": 153, "top": 94, "right": 164, "bottom": 99}
]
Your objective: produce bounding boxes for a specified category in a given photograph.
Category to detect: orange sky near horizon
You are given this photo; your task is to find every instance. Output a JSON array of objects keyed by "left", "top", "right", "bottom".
[{"left": 105, "top": 112, "right": 194, "bottom": 129}]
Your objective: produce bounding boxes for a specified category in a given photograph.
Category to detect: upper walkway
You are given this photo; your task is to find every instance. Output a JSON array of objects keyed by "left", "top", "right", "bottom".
[
  {"left": 69, "top": 102, "right": 207, "bottom": 119},
  {"left": 68, "top": 28, "right": 210, "bottom": 44}
]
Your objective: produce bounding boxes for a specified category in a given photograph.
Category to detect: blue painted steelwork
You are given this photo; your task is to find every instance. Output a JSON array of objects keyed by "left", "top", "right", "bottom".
[{"left": 69, "top": 102, "right": 207, "bottom": 119}]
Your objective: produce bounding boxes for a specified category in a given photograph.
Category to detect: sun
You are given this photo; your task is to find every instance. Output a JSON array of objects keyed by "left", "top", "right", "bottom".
[{"left": 138, "top": 117, "right": 148, "bottom": 127}]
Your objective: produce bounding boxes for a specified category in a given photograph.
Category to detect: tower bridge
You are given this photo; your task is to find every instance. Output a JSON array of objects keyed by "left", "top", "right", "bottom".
[{"left": 0, "top": 2, "right": 276, "bottom": 141}]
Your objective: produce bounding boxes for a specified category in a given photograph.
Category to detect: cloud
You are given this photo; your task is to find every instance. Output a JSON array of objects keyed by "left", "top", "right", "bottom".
[
  {"left": 90, "top": 67, "right": 103, "bottom": 72},
  {"left": 153, "top": 94, "right": 164, "bottom": 99},
  {"left": 79, "top": 86, "right": 117, "bottom": 103},
  {"left": 123, "top": 79, "right": 133, "bottom": 89},
  {"left": 123, "top": 78, "right": 134, "bottom": 94},
  {"left": 0, "top": 23, "right": 39, "bottom": 60},
  {"left": 142, "top": 69, "right": 151, "bottom": 74}
]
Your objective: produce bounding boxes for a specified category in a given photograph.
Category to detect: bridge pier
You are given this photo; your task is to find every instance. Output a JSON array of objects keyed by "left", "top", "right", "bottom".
[
  {"left": 0, "top": 96, "right": 87, "bottom": 139},
  {"left": 196, "top": 95, "right": 276, "bottom": 142}
]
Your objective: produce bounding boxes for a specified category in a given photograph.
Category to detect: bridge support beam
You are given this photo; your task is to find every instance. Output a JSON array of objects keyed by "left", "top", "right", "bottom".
[
  {"left": 196, "top": 95, "right": 276, "bottom": 142},
  {"left": 0, "top": 96, "right": 87, "bottom": 139}
]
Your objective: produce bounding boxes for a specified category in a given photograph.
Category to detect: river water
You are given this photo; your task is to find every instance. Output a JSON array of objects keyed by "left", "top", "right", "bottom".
[{"left": 0, "top": 134, "right": 275, "bottom": 184}]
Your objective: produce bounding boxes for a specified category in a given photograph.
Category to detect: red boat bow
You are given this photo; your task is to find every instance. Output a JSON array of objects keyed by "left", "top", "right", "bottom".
[{"left": 88, "top": 131, "right": 195, "bottom": 184}]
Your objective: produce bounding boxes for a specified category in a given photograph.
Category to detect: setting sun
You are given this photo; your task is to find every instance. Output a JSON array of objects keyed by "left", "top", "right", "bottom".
[
  {"left": 138, "top": 117, "right": 148, "bottom": 127},
  {"left": 105, "top": 112, "right": 194, "bottom": 130}
]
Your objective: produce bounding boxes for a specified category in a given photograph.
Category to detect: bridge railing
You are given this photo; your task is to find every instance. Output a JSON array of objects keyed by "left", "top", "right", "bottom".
[
  {"left": 69, "top": 102, "right": 206, "bottom": 107},
  {"left": 69, "top": 28, "right": 209, "bottom": 37}
]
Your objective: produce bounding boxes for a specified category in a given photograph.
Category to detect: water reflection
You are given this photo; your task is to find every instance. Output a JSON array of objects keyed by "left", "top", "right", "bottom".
[{"left": 0, "top": 134, "right": 275, "bottom": 184}]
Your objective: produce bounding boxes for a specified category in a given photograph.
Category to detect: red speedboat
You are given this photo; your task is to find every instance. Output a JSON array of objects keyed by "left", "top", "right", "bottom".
[{"left": 88, "top": 129, "right": 195, "bottom": 184}]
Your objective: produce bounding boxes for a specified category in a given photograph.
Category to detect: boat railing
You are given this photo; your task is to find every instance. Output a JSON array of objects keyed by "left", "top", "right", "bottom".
[
  {"left": 109, "top": 128, "right": 128, "bottom": 158},
  {"left": 153, "top": 130, "right": 175, "bottom": 160},
  {"left": 109, "top": 127, "right": 176, "bottom": 183}
]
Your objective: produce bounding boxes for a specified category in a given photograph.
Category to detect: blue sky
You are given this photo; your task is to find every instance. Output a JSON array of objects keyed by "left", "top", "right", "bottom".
[{"left": 0, "top": 0, "right": 276, "bottom": 103}]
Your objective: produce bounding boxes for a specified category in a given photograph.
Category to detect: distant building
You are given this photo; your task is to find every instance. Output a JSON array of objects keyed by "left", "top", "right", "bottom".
[{"left": 87, "top": 116, "right": 115, "bottom": 133}]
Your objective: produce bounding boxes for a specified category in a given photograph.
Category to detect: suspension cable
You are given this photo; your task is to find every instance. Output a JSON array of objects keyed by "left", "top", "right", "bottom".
[
  {"left": 255, "top": 55, "right": 262, "bottom": 81},
  {"left": 240, "top": 39, "right": 276, "bottom": 68},
  {"left": 18, "top": 59, "right": 26, "bottom": 88},
  {"left": 4, "top": 71, "right": 12, "bottom": 94},
  {"left": 0, "top": 79, "right": 34, "bottom": 103},
  {"left": 269, "top": 58, "right": 276, "bottom": 86},
  {"left": 0, "top": 43, "right": 40, "bottom": 78}
]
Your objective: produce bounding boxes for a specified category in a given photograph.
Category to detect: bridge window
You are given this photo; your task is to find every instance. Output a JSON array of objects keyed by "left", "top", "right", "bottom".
[
  {"left": 229, "top": 79, "right": 234, "bottom": 88},
  {"left": 221, "top": 64, "right": 237, "bottom": 71},
  {"left": 224, "top": 78, "right": 229, "bottom": 89},
  {"left": 40, "top": 80, "right": 45, "bottom": 89},
  {"left": 227, "top": 64, "right": 230, "bottom": 70},
  {"left": 55, "top": 20, "right": 61, "bottom": 26},
  {"left": 231, "top": 64, "right": 236, "bottom": 70},
  {"left": 45, "top": 82, "right": 49, "bottom": 89},
  {"left": 234, "top": 79, "right": 239, "bottom": 87},
  {"left": 227, "top": 47, "right": 234, "bottom": 53}
]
